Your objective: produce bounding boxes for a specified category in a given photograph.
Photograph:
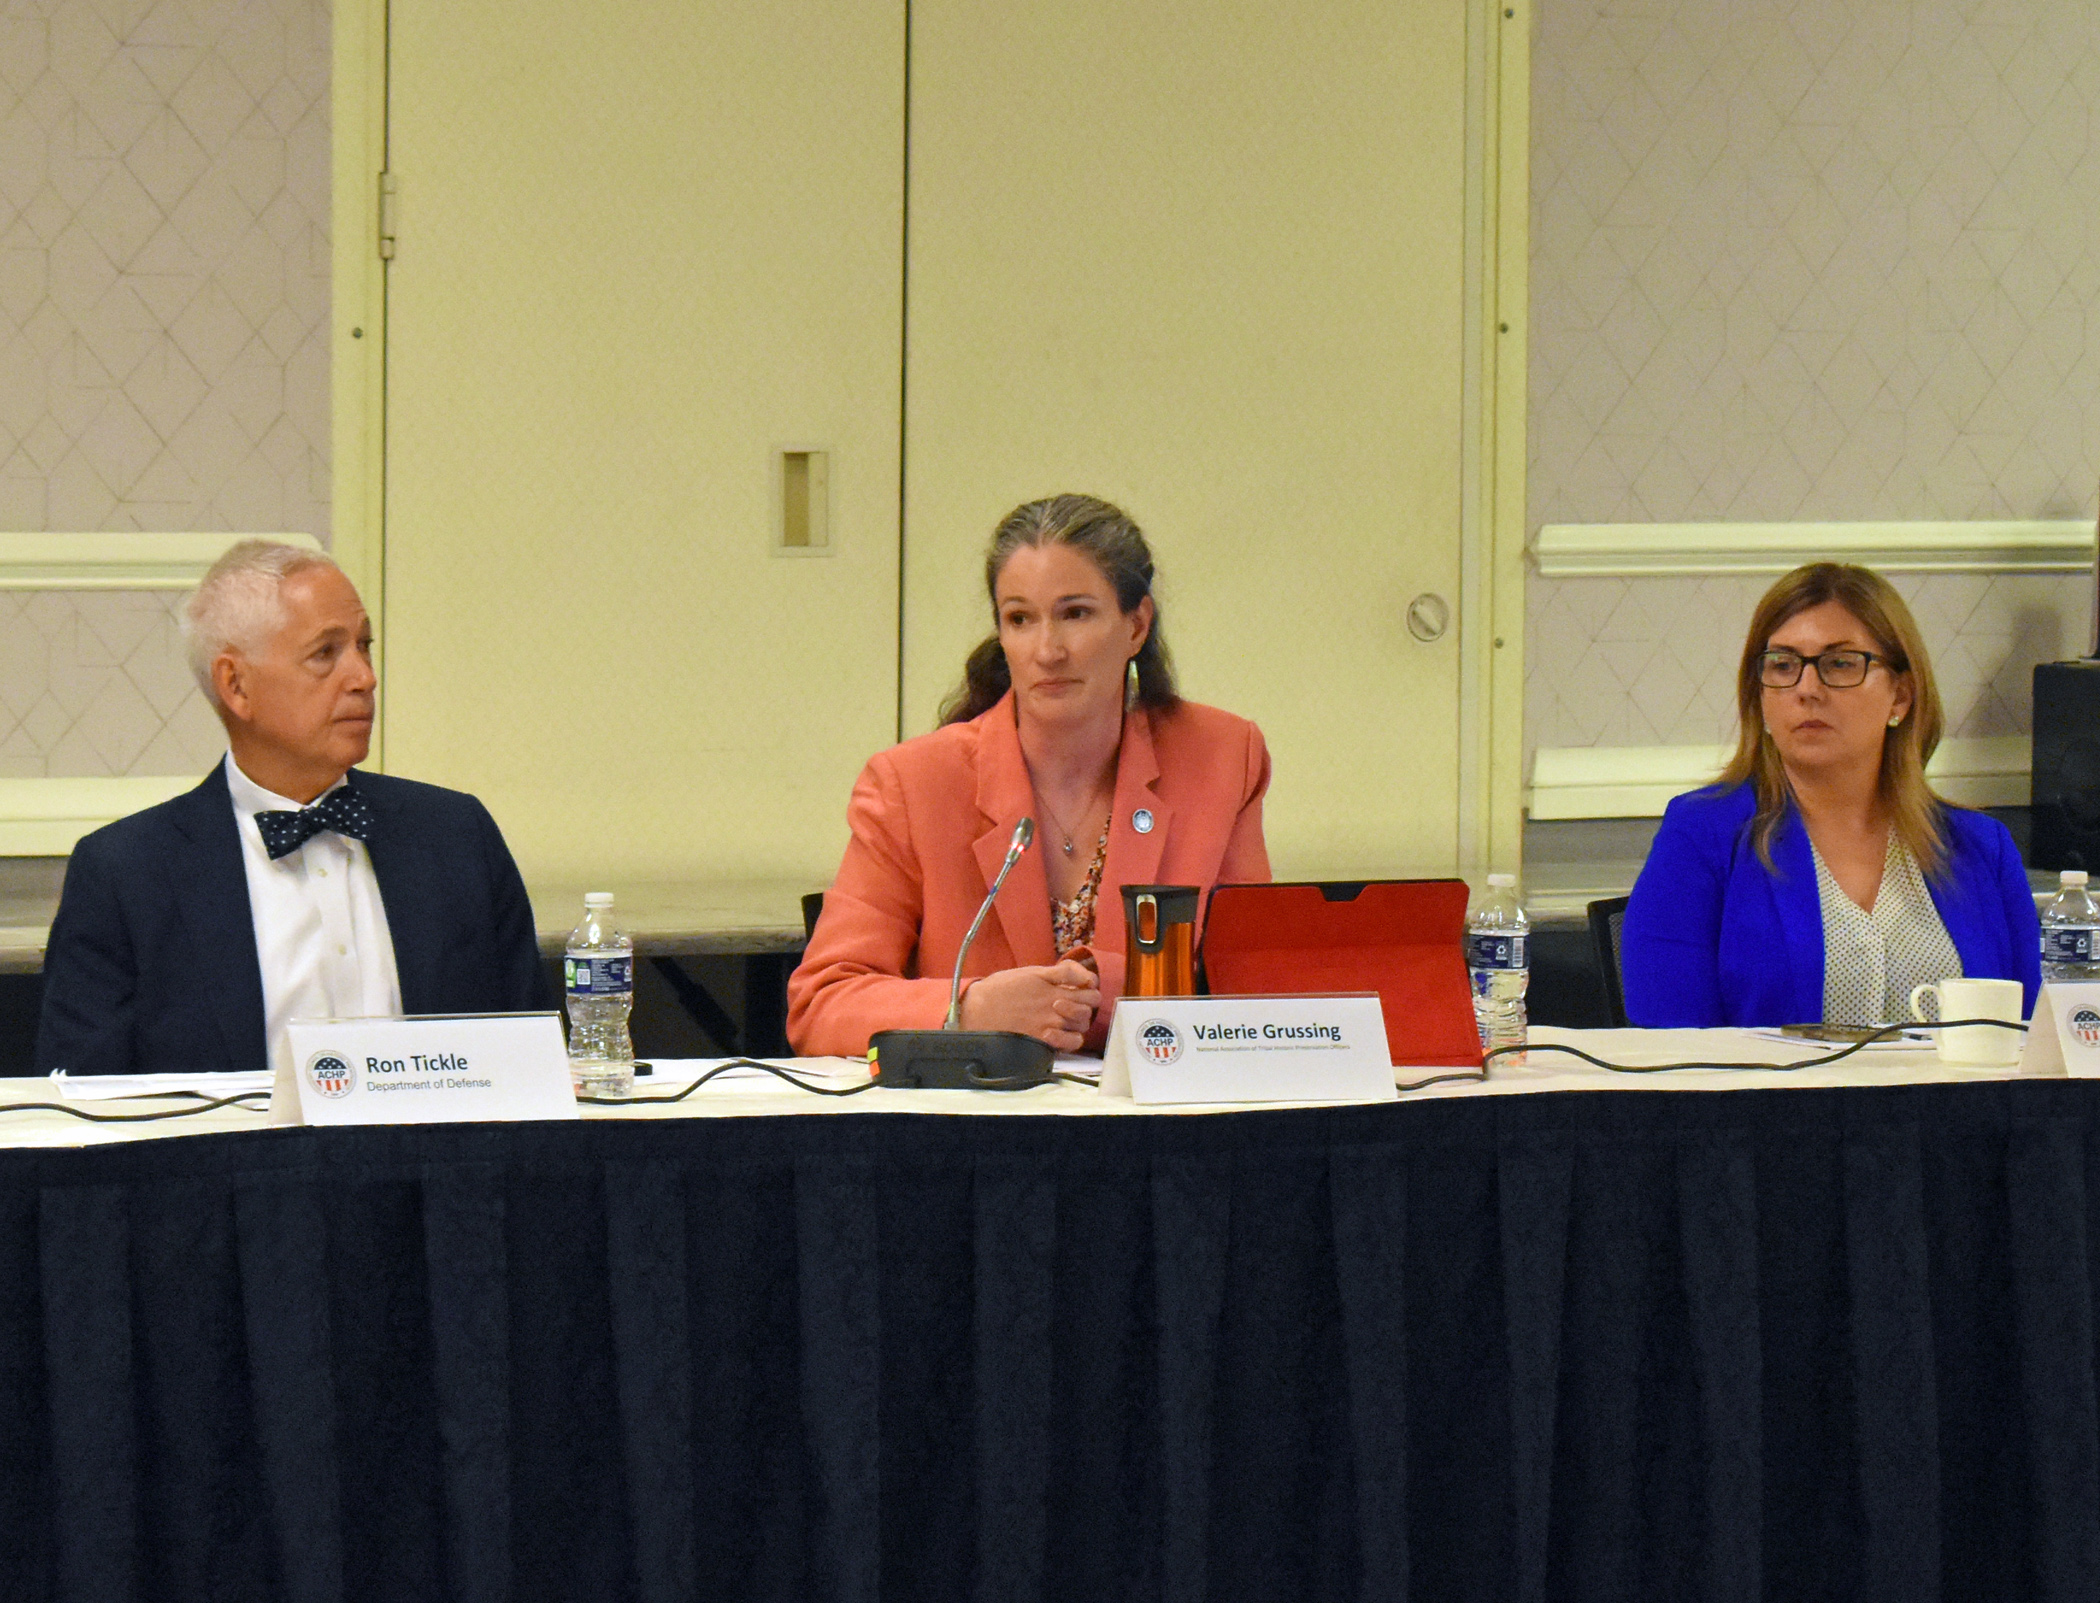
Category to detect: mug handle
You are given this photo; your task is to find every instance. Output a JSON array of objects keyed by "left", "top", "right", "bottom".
[{"left": 1910, "top": 982, "right": 1938, "bottom": 1023}]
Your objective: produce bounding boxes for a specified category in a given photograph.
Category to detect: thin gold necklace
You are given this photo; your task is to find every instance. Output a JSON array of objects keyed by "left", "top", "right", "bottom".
[{"left": 1035, "top": 774, "right": 1112, "bottom": 856}]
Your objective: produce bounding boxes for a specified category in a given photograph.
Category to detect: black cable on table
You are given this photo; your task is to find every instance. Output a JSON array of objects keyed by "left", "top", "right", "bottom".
[
  {"left": 577, "top": 1058, "right": 879, "bottom": 1103},
  {"left": 1398, "top": 1067, "right": 1492, "bottom": 1093},
  {"left": 1485, "top": 1017, "right": 2028, "bottom": 1076},
  {"left": 0, "top": 1089, "right": 274, "bottom": 1123}
]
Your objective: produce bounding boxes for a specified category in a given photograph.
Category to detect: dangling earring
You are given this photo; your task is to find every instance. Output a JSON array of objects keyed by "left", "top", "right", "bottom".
[{"left": 1124, "top": 657, "right": 1140, "bottom": 712}]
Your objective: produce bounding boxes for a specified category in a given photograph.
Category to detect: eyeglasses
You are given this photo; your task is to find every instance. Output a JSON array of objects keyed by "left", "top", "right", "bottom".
[{"left": 1756, "top": 648, "right": 1895, "bottom": 689}]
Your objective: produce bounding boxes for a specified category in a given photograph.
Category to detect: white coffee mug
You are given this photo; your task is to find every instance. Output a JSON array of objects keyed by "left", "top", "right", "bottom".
[{"left": 1909, "top": 976, "right": 2024, "bottom": 1066}]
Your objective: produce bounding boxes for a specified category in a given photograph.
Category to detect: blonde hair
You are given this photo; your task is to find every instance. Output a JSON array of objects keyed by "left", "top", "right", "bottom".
[
  {"left": 1717, "top": 562, "right": 1949, "bottom": 875},
  {"left": 181, "top": 539, "right": 340, "bottom": 708}
]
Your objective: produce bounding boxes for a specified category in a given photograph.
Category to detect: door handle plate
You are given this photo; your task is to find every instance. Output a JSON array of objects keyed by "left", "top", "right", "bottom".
[{"left": 1407, "top": 593, "right": 1450, "bottom": 643}]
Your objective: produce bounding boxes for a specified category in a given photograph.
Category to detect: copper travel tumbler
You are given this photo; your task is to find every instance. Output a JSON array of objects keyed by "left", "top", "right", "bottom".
[{"left": 1121, "top": 884, "right": 1199, "bottom": 997}]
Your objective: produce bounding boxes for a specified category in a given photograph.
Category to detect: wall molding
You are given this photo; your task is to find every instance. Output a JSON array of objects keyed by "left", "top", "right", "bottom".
[
  {"left": 0, "top": 531, "right": 303, "bottom": 852},
  {"left": 1457, "top": 0, "right": 1530, "bottom": 875},
  {"left": 1534, "top": 520, "right": 2095, "bottom": 578},
  {"left": 0, "top": 532, "right": 321, "bottom": 590},
  {"left": 0, "top": 776, "right": 202, "bottom": 855},
  {"left": 1529, "top": 735, "right": 2030, "bottom": 819}
]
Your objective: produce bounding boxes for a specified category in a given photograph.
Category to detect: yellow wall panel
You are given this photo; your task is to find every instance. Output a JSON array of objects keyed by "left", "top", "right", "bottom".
[
  {"left": 906, "top": 0, "right": 1471, "bottom": 878},
  {"left": 383, "top": 0, "right": 903, "bottom": 882}
]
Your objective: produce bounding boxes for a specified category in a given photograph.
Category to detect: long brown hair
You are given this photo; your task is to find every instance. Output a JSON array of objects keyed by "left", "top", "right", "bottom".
[
  {"left": 939, "top": 494, "right": 1181, "bottom": 725},
  {"left": 1718, "top": 562, "right": 1948, "bottom": 874}
]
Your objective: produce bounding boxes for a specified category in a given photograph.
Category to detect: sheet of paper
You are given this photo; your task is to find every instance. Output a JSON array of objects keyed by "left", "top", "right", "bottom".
[
  {"left": 52, "top": 1070, "right": 275, "bottom": 1102},
  {"left": 1739, "top": 1028, "right": 1931, "bottom": 1051}
]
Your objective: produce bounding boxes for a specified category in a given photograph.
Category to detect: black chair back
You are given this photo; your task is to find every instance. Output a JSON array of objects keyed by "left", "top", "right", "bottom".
[
  {"left": 1587, "top": 896, "right": 1631, "bottom": 1028},
  {"left": 800, "top": 892, "right": 825, "bottom": 943}
]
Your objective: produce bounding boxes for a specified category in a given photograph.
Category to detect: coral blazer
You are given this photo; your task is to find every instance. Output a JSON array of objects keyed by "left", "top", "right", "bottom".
[{"left": 788, "top": 693, "right": 1272, "bottom": 1056}]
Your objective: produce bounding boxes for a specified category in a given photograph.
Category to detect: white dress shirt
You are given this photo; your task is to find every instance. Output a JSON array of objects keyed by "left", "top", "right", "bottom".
[{"left": 225, "top": 753, "right": 403, "bottom": 1077}]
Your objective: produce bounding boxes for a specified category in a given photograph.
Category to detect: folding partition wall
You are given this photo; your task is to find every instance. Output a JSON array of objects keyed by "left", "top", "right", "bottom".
[
  {"left": 904, "top": 0, "right": 1480, "bottom": 878},
  {"left": 381, "top": 0, "right": 907, "bottom": 883},
  {"left": 379, "top": 0, "right": 1516, "bottom": 885}
]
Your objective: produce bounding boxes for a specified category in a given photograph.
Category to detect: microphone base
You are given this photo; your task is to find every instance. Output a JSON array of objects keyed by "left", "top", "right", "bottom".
[{"left": 868, "top": 1029, "right": 1056, "bottom": 1090}]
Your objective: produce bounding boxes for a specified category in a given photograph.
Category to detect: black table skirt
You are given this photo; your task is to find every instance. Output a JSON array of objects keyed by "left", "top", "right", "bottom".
[{"left": 5, "top": 1079, "right": 2100, "bottom": 1603}]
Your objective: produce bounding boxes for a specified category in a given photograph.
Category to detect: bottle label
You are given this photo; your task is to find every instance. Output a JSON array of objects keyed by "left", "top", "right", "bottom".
[
  {"left": 1467, "top": 933, "right": 1527, "bottom": 971},
  {"left": 2043, "top": 927, "right": 2100, "bottom": 964},
  {"left": 565, "top": 955, "right": 633, "bottom": 996}
]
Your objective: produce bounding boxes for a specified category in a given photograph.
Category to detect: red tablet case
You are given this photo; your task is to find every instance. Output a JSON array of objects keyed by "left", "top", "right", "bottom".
[{"left": 1199, "top": 880, "right": 1484, "bottom": 1069}]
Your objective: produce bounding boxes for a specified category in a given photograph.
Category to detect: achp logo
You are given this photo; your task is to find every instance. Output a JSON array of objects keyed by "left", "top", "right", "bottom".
[
  {"left": 2071, "top": 1008, "right": 2100, "bottom": 1052},
  {"left": 1138, "top": 1019, "right": 1183, "bottom": 1066},
  {"left": 304, "top": 1051, "right": 355, "bottom": 1099}
]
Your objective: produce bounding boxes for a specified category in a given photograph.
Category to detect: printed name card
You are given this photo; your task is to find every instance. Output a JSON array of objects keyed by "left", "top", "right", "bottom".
[
  {"left": 2019, "top": 983, "right": 2100, "bottom": 1078},
  {"left": 280, "top": 1013, "right": 579, "bottom": 1125},
  {"left": 1099, "top": 993, "right": 1397, "bottom": 1105}
]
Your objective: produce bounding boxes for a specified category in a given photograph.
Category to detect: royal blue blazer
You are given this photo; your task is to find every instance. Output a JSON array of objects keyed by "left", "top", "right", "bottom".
[{"left": 1621, "top": 782, "right": 2041, "bottom": 1028}]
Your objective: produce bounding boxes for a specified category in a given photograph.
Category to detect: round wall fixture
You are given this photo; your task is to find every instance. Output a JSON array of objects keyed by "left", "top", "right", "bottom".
[{"left": 1406, "top": 592, "right": 1450, "bottom": 643}]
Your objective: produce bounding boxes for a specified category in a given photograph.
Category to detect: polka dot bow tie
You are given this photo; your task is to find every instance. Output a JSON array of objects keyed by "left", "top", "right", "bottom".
[{"left": 254, "top": 787, "right": 375, "bottom": 861}]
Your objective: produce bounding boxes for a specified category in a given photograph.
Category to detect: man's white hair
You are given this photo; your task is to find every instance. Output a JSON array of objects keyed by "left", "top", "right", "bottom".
[{"left": 181, "top": 539, "right": 343, "bottom": 709}]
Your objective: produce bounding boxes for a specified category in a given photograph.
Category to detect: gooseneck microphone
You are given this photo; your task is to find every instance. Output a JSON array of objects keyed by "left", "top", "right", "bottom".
[
  {"left": 947, "top": 816, "right": 1034, "bottom": 1028},
  {"left": 870, "top": 815, "right": 1059, "bottom": 1089}
]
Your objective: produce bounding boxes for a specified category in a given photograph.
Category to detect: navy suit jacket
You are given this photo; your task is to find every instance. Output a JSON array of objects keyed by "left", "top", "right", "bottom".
[
  {"left": 1622, "top": 781, "right": 2041, "bottom": 1028},
  {"left": 36, "top": 765, "right": 551, "bottom": 1075}
]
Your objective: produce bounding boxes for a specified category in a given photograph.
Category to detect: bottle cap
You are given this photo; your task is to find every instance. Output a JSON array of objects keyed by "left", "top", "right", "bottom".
[
  {"left": 1486, "top": 873, "right": 1517, "bottom": 888},
  {"left": 2065, "top": 871, "right": 2089, "bottom": 887},
  {"left": 584, "top": 892, "right": 614, "bottom": 906}
]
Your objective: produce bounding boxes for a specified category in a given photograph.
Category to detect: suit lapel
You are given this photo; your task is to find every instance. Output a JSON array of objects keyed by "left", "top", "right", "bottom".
[
  {"left": 1924, "top": 851, "right": 1987, "bottom": 980},
  {"left": 1769, "top": 808, "right": 1825, "bottom": 1021},
  {"left": 974, "top": 696, "right": 1055, "bottom": 966},
  {"left": 165, "top": 765, "right": 269, "bottom": 1068},
  {"left": 358, "top": 775, "right": 437, "bottom": 1012},
  {"left": 1102, "top": 708, "right": 1170, "bottom": 913}
]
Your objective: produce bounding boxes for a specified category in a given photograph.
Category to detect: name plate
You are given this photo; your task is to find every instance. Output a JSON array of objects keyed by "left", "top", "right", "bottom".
[
  {"left": 280, "top": 1013, "right": 579, "bottom": 1125},
  {"left": 1100, "top": 993, "right": 1396, "bottom": 1105},
  {"left": 2020, "top": 983, "right": 2100, "bottom": 1077}
]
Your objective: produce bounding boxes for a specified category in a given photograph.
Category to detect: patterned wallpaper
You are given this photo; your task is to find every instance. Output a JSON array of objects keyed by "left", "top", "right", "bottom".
[
  {"left": 1530, "top": 569, "right": 2089, "bottom": 750},
  {"left": 1529, "top": 0, "right": 2100, "bottom": 764},
  {"left": 0, "top": 0, "right": 329, "bottom": 778},
  {"left": 0, "top": 590, "right": 225, "bottom": 774}
]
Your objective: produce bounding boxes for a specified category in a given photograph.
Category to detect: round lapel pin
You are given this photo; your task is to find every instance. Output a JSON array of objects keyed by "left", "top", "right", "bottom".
[{"left": 1133, "top": 808, "right": 1155, "bottom": 834}]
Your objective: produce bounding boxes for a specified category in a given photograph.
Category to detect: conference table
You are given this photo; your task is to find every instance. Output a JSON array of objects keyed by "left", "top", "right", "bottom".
[{"left": 2, "top": 1029, "right": 2096, "bottom": 1603}]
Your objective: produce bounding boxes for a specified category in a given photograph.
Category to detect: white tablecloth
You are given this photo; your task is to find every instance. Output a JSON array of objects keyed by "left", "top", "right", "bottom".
[{"left": 0, "top": 1025, "right": 2048, "bottom": 1149}]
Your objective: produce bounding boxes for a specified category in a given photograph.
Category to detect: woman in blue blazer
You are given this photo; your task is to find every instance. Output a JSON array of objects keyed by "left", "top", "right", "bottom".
[{"left": 1622, "top": 563, "right": 2039, "bottom": 1029}]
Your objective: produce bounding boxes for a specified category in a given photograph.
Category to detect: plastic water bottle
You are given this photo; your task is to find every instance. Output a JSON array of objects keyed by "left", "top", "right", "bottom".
[
  {"left": 565, "top": 892, "right": 635, "bottom": 1096},
  {"left": 2040, "top": 869, "right": 2100, "bottom": 987},
  {"left": 1468, "top": 872, "right": 1529, "bottom": 1063}
]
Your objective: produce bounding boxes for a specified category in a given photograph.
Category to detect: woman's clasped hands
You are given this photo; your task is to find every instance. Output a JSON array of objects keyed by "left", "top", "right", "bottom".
[{"left": 959, "top": 947, "right": 1102, "bottom": 1053}]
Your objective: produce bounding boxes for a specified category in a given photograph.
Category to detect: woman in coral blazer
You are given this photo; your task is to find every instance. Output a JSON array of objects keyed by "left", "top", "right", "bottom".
[{"left": 788, "top": 494, "right": 1271, "bottom": 1057}]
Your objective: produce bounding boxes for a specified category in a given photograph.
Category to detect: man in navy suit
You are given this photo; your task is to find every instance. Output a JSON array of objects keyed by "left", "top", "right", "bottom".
[{"left": 36, "top": 539, "right": 549, "bottom": 1077}]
